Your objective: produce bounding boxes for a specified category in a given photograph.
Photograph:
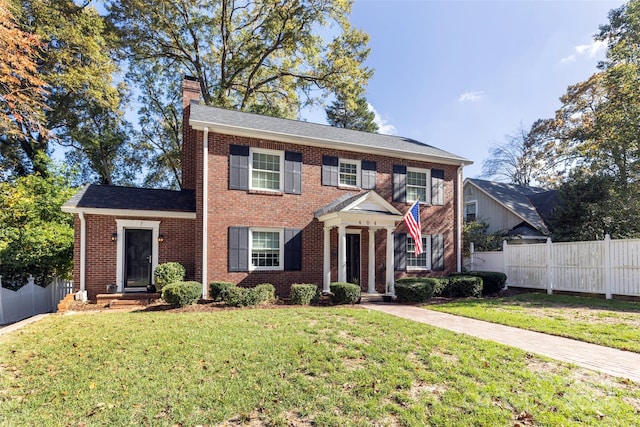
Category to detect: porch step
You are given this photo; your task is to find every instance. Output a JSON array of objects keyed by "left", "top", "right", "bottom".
[
  {"left": 360, "top": 293, "right": 388, "bottom": 303},
  {"left": 57, "top": 293, "right": 76, "bottom": 313},
  {"left": 96, "top": 292, "right": 161, "bottom": 308}
]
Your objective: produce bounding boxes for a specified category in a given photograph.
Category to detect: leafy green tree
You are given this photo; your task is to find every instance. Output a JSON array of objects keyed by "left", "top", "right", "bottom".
[
  {"left": 107, "top": 0, "right": 373, "bottom": 119},
  {"left": 462, "top": 221, "right": 504, "bottom": 257},
  {"left": 326, "top": 92, "right": 378, "bottom": 132},
  {"left": 0, "top": 168, "right": 75, "bottom": 288}
]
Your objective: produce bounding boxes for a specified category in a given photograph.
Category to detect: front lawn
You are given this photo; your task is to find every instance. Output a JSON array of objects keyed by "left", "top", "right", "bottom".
[
  {"left": 427, "top": 292, "right": 640, "bottom": 352},
  {"left": 1, "top": 307, "right": 639, "bottom": 426}
]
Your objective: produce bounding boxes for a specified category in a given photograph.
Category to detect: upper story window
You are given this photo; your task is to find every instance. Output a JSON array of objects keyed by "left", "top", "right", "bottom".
[
  {"left": 250, "top": 148, "right": 283, "bottom": 192},
  {"left": 339, "top": 159, "right": 360, "bottom": 187},
  {"left": 406, "top": 167, "right": 430, "bottom": 203},
  {"left": 464, "top": 201, "right": 477, "bottom": 222}
]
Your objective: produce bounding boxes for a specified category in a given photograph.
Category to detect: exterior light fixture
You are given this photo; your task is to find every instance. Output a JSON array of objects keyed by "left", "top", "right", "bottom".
[
  {"left": 111, "top": 232, "right": 117, "bottom": 242},
  {"left": 158, "top": 234, "right": 165, "bottom": 243}
]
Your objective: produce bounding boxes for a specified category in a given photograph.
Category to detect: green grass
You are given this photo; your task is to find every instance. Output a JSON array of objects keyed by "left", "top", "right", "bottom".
[
  {"left": 1, "top": 307, "right": 639, "bottom": 426},
  {"left": 427, "top": 292, "right": 640, "bottom": 352}
]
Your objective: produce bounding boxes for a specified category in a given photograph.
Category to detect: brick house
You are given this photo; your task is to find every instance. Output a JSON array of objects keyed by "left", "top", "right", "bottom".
[{"left": 63, "top": 77, "right": 471, "bottom": 301}]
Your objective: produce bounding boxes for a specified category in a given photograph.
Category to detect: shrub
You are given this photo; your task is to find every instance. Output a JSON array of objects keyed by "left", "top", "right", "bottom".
[
  {"left": 222, "top": 286, "right": 259, "bottom": 307},
  {"left": 253, "top": 283, "right": 276, "bottom": 305},
  {"left": 154, "top": 262, "right": 186, "bottom": 292},
  {"left": 449, "top": 271, "right": 507, "bottom": 295},
  {"left": 161, "top": 281, "right": 202, "bottom": 307},
  {"left": 431, "top": 278, "right": 449, "bottom": 297},
  {"left": 394, "top": 278, "right": 435, "bottom": 303},
  {"left": 329, "top": 282, "right": 360, "bottom": 305},
  {"left": 442, "top": 276, "right": 483, "bottom": 298},
  {"left": 209, "top": 281, "right": 236, "bottom": 301},
  {"left": 290, "top": 283, "right": 319, "bottom": 305}
]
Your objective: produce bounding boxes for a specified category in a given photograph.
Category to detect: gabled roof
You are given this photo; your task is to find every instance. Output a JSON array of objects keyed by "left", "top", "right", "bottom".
[
  {"left": 189, "top": 102, "right": 472, "bottom": 166},
  {"left": 314, "top": 191, "right": 402, "bottom": 218},
  {"left": 62, "top": 184, "right": 196, "bottom": 218},
  {"left": 464, "top": 178, "right": 557, "bottom": 235}
]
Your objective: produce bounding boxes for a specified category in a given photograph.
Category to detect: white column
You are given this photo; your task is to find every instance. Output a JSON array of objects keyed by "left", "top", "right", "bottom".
[
  {"left": 385, "top": 227, "right": 395, "bottom": 295},
  {"left": 338, "top": 225, "right": 347, "bottom": 282},
  {"left": 546, "top": 237, "right": 553, "bottom": 295},
  {"left": 368, "top": 229, "right": 376, "bottom": 293},
  {"left": 323, "top": 227, "right": 331, "bottom": 293}
]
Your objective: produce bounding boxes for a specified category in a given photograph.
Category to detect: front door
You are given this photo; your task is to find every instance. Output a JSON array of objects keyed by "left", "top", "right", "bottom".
[
  {"left": 124, "top": 229, "right": 153, "bottom": 289},
  {"left": 346, "top": 234, "right": 361, "bottom": 286}
]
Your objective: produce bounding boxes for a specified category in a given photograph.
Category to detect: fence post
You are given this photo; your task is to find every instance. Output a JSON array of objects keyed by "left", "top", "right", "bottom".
[
  {"left": 604, "top": 234, "right": 612, "bottom": 299},
  {"left": 28, "top": 275, "right": 36, "bottom": 316},
  {"left": 502, "top": 240, "right": 508, "bottom": 288},
  {"left": 0, "top": 275, "right": 4, "bottom": 325},
  {"left": 469, "top": 242, "right": 475, "bottom": 270},
  {"left": 546, "top": 237, "right": 553, "bottom": 295}
]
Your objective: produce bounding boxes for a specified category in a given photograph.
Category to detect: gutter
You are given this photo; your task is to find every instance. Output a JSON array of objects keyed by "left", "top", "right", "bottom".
[
  {"left": 79, "top": 211, "right": 86, "bottom": 294},
  {"left": 201, "top": 127, "right": 209, "bottom": 298}
]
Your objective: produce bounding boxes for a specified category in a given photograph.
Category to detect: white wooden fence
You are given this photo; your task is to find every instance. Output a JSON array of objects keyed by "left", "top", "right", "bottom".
[
  {"left": 0, "top": 276, "right": 74, "bottom": 325},
  {"left": 467, "top": 235, "right": 640, "bottom": 299}
]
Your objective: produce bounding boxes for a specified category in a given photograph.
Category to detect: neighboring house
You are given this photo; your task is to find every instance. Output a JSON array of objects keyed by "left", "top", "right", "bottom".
[
  {"left": 62, "top": 77, "right": 472, "bottom": 300},
  {"left": 463, "top": 178, "right": 558, "bottom": 242}
]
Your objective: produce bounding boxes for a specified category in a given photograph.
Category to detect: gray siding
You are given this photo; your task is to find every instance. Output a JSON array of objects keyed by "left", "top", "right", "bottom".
[{"left": 464, "top": 184, "right": 525, "bottom": 233}]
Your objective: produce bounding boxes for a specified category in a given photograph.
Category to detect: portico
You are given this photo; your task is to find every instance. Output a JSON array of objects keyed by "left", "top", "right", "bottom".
[{"left": 315, "top": 192, "right": 404, "bottom": 295}]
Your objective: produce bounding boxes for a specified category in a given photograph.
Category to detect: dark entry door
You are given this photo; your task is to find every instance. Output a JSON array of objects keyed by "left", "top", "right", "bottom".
[
  {"left": 346, "top": 234, "right": 361, "bottom": 286},
  {"left": 124, "top": 229, "right": 152, "bottom": 289}
]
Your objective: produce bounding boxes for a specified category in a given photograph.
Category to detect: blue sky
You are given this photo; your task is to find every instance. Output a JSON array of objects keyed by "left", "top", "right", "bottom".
[{"left": 325, "top": 0, "right": 625, "bottom": 179}]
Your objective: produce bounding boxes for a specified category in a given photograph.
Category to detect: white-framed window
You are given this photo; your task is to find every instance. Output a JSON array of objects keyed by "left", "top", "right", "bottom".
[
  {"left": 339, "top": 159, "right": 360, "bottom": 187},
  {"left": 406, "top": 235, "right": 430, "bottom": 271},
  {"left": 464, "top": 201, "right": 477, "bottom": 222},
  {"left": 250, "top": 148, "right": 284, "bottom": 192},
  {"left": 249, "top": 228, "right": 284, "bottom": 271},
  {"left": 406, "top": 167, "right": 430, "bottom": 203}
]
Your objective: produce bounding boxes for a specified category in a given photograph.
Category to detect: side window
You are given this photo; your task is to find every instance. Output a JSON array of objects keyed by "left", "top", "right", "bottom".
[
  {"left": 407, "top": 236, "right": 430, "bottom": 271},
  {"left": 229, "top": 145, "right": 301, "bottom": 194},
  {"left": 339, "top": 159, "right": 360, "bottom": 187},
  {"left": 406, "top": 167, "right": 430, "bottom": 203},
  {"left": 394, "top": 233, "right": 445, "bottom": 272},
  {"left": 464, "top": 201, "right": 477, "bottom": 222},
  {"left": 323, "top": 155, "right": 376, "bottom": 189},
  {"left": 250, "top": 229, "right": 283, "bottom": 270},
  {"left": 228, "top": 227, "right": 301, "bottom": 272},
  {"left": 250, "top": 148, "right": 283, "bottom": 192}
]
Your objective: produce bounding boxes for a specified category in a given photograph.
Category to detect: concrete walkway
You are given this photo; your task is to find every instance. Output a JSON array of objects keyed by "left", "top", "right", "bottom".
[
  {"left": 0, "top": 314, "right": 50, "bottom": 336},
  {"left": 362, "top": 303, "right": 640, "bottom": 384}
]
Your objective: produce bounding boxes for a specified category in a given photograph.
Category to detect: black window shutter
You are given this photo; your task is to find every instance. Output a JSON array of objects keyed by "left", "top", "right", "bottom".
[
  {"left": 431, "top": 234, "right": 445, "bottom": 271},
  {"left": 394, "top": 233, "right": 406, "bottom": 271},
  {"left": 431, "top": 169, "right": 445, "bottom": 205},
  {"left": 284, "top": 151, "right": 302, "bottom": 194},
  {"left": 228, "top": 226, "right": 249, "bottom": 272},
  {"left": 229, "top": 145, "right": 249, "bottom": 190},
  {"left": 284, "top": 228, "right": 302, "bottom": 271},
  {"left": 393, "top": 165, "right": 407, "bottom": 202},
  {"left": 322, "top": 155, "right": 338, "bottom": 186},
  {"left": 361, "top": 160, "right": 377, "bottom": 190}
]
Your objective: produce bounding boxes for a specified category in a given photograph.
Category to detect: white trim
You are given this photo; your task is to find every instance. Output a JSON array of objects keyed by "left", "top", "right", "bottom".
[
  {"left": 202, "top": 127, "right": 209, "bottom": 298},
  {"left": 62, "top": 206, "right": 195, "bottom": 219},
  {"left": 338, "top": 158, "right": 361, "bottom": 188},
  {"left": 406, "top": 166, "right": 431, "bottom": 204},
  {"left": 249, "top": 147, "right": 285, "bottom": 193},
  {"left": 190, "top": 120, "right": 472, "bottom": 167},
  {"left": 457, "top": 167, "right": 463, "bottom": 272},
  {"left": 464, "top": 200, "right": 478, "bottom": 221},
  {"left": 346, "top": 228, "right": 362, "bottom": 235},
  {"left": 79, "top": 212, "right": 86, "bottom": 293},
  {"left": 406, "top": 234, "right": 431, "bottom": 272},
  {"left": 115, "top": 219, "right": 160, "bottom": 292},
  {"left": 248, "top": 228, "right": 284, "bottom": 271},
  {"left": 368, "top": 229, "right": 376, "bottom": 293}
]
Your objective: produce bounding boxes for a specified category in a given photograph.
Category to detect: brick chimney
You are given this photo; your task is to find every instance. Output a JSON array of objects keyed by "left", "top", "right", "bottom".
[{"left": 182, "top": 75, "right": 201, "bottom": 109}]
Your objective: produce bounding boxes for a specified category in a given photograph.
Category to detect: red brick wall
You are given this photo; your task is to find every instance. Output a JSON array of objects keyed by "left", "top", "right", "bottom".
[
  {"left": 201, "top": 133, "right": 461, "bottom": 296},
  {"left": 72, "top": 214, "right": 196, "bottom": 300}
]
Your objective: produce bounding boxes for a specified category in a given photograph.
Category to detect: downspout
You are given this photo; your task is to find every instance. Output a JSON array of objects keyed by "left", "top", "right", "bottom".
[
  {"left": 201, "top": 127, "right": 209, "bottom": 298},
  {"left": 79, "top": 211, "right": 86, "bottom": 295},
  {"left": 457, "top": 166, "right": 463, "bottom": 272}
]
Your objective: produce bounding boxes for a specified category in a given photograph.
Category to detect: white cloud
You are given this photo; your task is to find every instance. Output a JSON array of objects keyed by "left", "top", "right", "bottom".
[
  {"left": 367, "top": 103, "right": 397, "bottom": 135},
  {"left": 458, "top": 91, "right": 484, "bottom": 103},
  {"left": 561, "top": 39, "right": 606, "bottom": 63}
]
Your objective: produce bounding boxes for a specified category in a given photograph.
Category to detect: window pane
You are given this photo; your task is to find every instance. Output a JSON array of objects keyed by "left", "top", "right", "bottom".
[
  {"left": 339, "top": 161, "right": 358, "bottom": 186},
  {"left": 252, "top": 152, "right": 280, "bottom": 190},
  {"left": 407, "top": 236, "right": 428, "bottom": 269},
  {"left": 252, "top": 231, "right": 280, "bottom": 268},
  {"left": 407, "top": 170, "right": 427, "bottom": 202}
]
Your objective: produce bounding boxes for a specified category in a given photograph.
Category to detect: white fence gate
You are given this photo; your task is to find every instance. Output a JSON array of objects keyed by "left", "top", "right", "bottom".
[
  {"left": 466, "top": 235, "right": 640, "bottom": 299},
  {"left": 0, "top": 276, "right": 74, "bottom": 325}
]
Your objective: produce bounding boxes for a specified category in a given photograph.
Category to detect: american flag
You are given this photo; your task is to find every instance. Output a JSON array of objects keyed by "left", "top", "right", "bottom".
[{"left": 404, "top": 200, "right": 423, "bottom": 256}]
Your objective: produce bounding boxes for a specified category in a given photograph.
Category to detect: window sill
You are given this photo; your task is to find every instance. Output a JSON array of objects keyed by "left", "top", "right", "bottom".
[
  {"left": 249, "top": 189, "right": 284, "bottom": 196},
  {"left": 406, "top": 267, "right": 430, "bottom": 272},
  {"left": 338, "top": 184, "right": 360, "bottom": 191}
]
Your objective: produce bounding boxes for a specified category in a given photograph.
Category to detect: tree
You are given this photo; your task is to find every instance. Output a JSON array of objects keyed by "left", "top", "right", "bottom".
[
  {"left": 0, "top": 168, "right": 75, "bottom": 288},
  {"left": 2, "top": 0, "right": 131, "bottom": 183},
  {"left": 462, "top": 221, "right": 504, "bottom": 258},
  {"left": 107, "top": 0, "right": 373, "bottom": 119},
  {"left": 326, "top": 92, "right": 378, "bottom": 132}
]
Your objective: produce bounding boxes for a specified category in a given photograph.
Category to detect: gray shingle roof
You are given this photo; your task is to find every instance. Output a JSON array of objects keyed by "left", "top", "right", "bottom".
[
  {"left": 467, "top": 178, "right": 557, "bottom": 234},
  {"left": 189, "top": 102, "right": 471, "bottom": 165},
  {"left": 63, "top": 184, "right": 196, "bottom": 213}
]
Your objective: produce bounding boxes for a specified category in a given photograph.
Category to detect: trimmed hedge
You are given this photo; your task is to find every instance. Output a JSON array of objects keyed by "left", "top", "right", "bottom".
[
  {"left": 253, "top": 283, "right": 276, "bottom": 305},
  {"left": 450, "top": 271, "right": 507, "bottom": 295},
  {"left": 209, "top": 281, "right": 236, "bottom": 301},
  {"left": 329, "top": 282, "right": 360, "bottom": 305},
  {"left": 222, "top": 286, "right": 258, "bottom": 307},
  {"left": 161, "top": 281, "right": 202, "bottom": 307},
  {"left": 394, "top": 277, "right": 435, "bottom": 303},
  {"left": 290, "top": 283, "right": 319, "bottom": 305},
  {"left": 153, "top": 262, "right": 186, "bottom": 292},
  {"left": 442, "top": 276, "right": 483, "bottom": 298}
]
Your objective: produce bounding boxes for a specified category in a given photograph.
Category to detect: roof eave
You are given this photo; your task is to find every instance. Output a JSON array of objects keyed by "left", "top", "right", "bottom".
[
  {"left": 190, "top": 119, "right": 473, "bottom": 167},
  {"left": 62, "top": 206, "right": 196, "bottom": 219}
]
